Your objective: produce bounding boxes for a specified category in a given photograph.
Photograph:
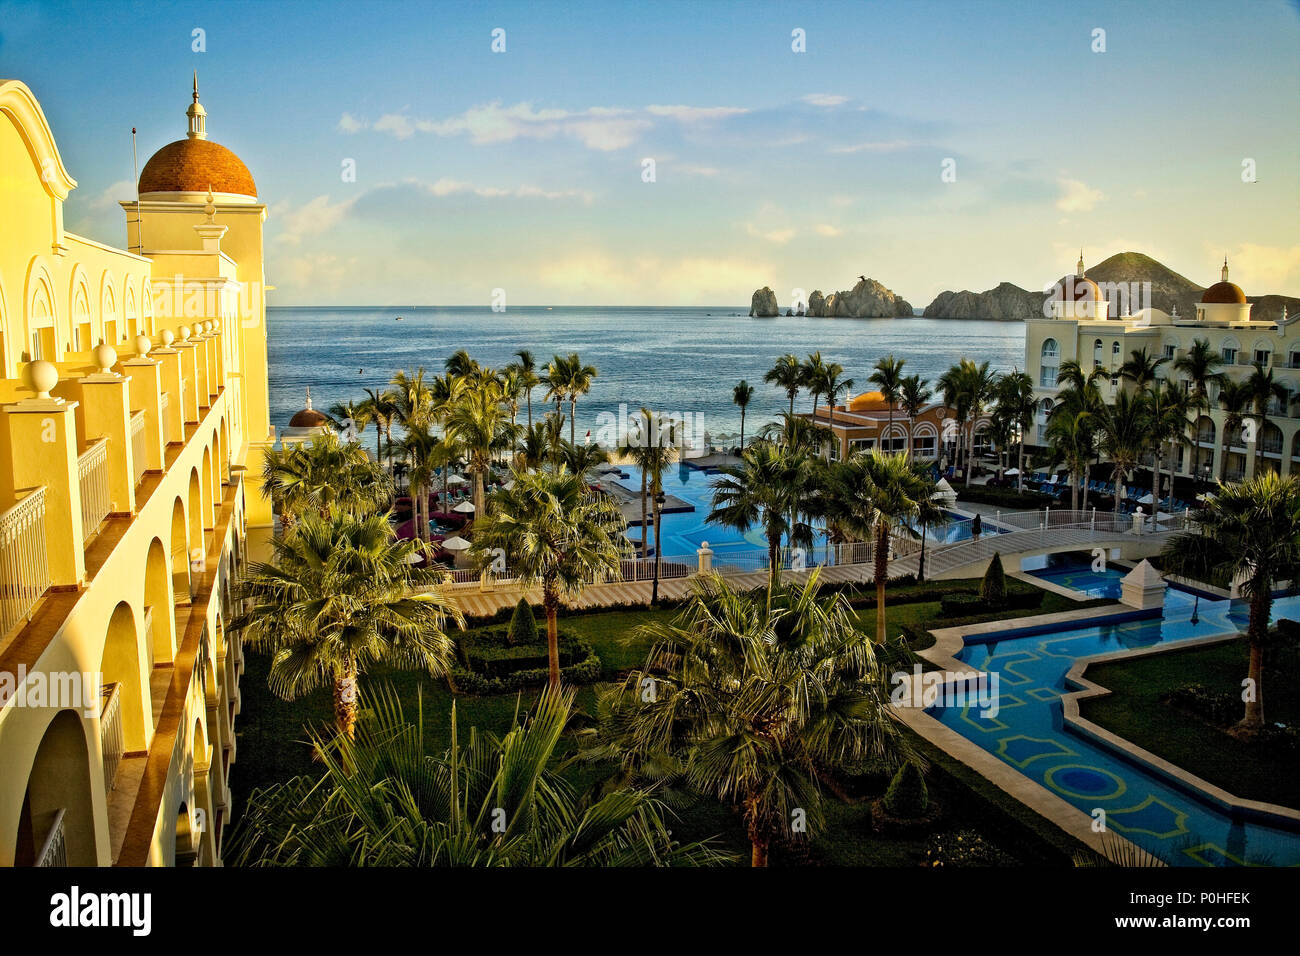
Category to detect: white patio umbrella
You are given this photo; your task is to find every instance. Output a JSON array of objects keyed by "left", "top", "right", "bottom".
[
  {"left": 441, "top": 535, "right": 472, "bottom": 550},
  {"left": 1004, "top": 467, "right": 1019, "bottom": 476},
  {"left": 453, "top": 500, "right": 476, "bottom": 514},
  {"left": 1137, "top": 492, "right": 1155, "bottom": 505},
  {"left": 445, "top": 473, "right": 467, "bottom": 484},
  {"left": 503, "top": 480, "right": 516, "bottom": 491}
]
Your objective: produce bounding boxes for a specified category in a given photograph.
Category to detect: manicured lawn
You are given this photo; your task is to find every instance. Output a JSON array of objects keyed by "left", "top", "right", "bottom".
[
  {"left": 229, "top": 577, "right": 1100, "bottom": 864},
  {"left": 1082, "top": 639, "right": 1300, "bottom": 809}
]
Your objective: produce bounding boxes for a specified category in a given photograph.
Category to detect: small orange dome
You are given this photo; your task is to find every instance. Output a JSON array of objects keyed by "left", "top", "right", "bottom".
[
  {"left": 848, "top": 391, "right": 887, "bottom": 412},
  {"left": 288, "top": 407, "right": 328, "bottom": 428},
  {"left": 1201, "top": 281, "right": 1247, "bottom": 305},
  {"left": 139, "top": 138, "right": 257, "bottom": 197},
  {"left": 1049, "top": 275, "right": 1104, "bottom": 302}
]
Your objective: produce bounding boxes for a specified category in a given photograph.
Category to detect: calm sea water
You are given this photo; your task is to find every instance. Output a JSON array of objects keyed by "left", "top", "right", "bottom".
[{"left": 267, "top": 307, "right": 1026, "bottom": 441}]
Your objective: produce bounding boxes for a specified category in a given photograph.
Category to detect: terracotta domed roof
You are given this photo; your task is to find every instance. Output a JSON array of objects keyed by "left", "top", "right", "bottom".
[
  {"left": 139, "top": 138, "right": 256, "bottom": 197},
  {"left": 1201, "top": 281, "right": 1247, "bottom": 305},
  {"left": 288, "top": 406, "right": 329, "bottom": 428},
  {"left": 847, "top": 391, "right": 887, "bottom": 412},
  {"left": 1049, "top": 275, "right": 1104, "bottom": 302}
]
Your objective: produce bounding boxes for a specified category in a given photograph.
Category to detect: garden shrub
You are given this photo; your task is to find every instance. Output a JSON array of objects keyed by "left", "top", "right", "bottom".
[
  {"left": 979, "top": 554, "right": 1007, "bottom": 607},
  {"left": 506, "top": 598, "right": 539, "bottom": 646},
  {"left": 939, "top": 584, "right": 1042, "bottom": 617},
  {"left": 452, "top": 627, "right": 601, "bottom": 694},
  {"left": 882, "top": 761, "right": 929, "bottom": 817},
  {"left": 924, "top": 829, "right": 1016, "bottom": 866}
]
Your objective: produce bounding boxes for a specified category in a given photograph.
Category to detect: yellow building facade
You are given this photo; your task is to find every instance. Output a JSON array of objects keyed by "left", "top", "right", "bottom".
[
  {"left": 0, "top": 77, "right": 274, "bottom": 866},
  {"left": 1025, "top": 255, "right": 1300, "bottom": 484}
]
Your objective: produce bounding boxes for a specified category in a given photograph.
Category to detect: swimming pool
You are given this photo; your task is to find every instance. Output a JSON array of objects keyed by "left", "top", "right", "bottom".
[
  {"left": 614, "top": 463, "right": 996, "bottom": 559},
  {"left": 928, "top": 585, "right": 1300, "bottom": 866},
  {"left": 1021, "top": 551, "right": 1128, "bottom": 599}
]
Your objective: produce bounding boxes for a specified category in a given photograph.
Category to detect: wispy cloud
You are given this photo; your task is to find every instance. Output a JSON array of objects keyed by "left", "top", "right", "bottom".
[
  {"left": 1056, "top": 177, "right": 1104, "bottom": 213},
  {"left": 829, "top": 140, "right": 917, "bottom": 154},
  {"left": 802, "top": 93, "right": 847, "bottom": 107}
]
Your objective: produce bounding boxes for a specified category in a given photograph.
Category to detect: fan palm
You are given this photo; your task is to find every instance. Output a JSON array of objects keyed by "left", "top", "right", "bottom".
[
  {"left": 599, "top": 573, "right": 915, "bottom": 866},
  {"left": 764, "top": 353, "right": 803, "bottom": 417},
  {"left": 802, "top": 351, "right": 828, "bottom": 415},
  {"left": 233, "top": 509, "right": 462, "bottom": 738},
  {"left": 230, "top": 685, "right": 730, "bottom": 866},
  {"left": 511, "top": 349, "right": 540, "bottom": 429},
  {"left": 868, "top": 355, "right": 906, "bottom": 451},
  {"left": 899, "top": 374, "right": 933, "bottom": 460},
  {"left": 732, "top": 379, "right": 755, "bottom": 450},
  {"left": 471, "top": 468, "right": 627, "bottom": 688},
  {"left": 1095, "top": 388, "right": 1152, "bottom": 517},
  {"left": 1160, "top": 472, "right": 1300, "bottom": 729},
  {"left": 817, "top": 362, "right": 854, "bottom": 459},
  {"left": 443, "top": 378, "right": 521, "bottom": 517},
  {"left": 260, "top": 432, "right": 392, "bottom": 530},
  {"left": 1217, "top": 378, "right": 1251, "bottom": 481},
  {"left": 1245, "top": 362, "right": 1288, "bottom": 476}
]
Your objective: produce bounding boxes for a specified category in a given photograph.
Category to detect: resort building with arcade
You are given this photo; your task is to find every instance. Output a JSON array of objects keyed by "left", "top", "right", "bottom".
[
  {"left": 0, "top": 76, "right": 274, "bottom": 866},
  {"left": 1026, "top": 254, "right": 1300, "bottom": 484},
  {"left": 810, "top": 391, "right": 980, "bottom": 466}
]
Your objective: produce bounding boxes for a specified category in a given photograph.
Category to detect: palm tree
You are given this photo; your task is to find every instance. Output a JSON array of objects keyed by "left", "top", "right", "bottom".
[
  {"left": 472, "top": 468, "right": 627, "bottom": 688},
  {"left": 936, "top": 359, "right": 993, "bottom": 485},
  {"left": 709, "top": 441, "right": 816, "bottom": 591},
  {"left": 1174, "top": 339, "right": 1224, "bottom": 481},
  {"left": 1161, "top": 473, "right": 1300, "bottom": 729},
  {"left": 260, "top": 432, "right": 392, "bottom": 531},
  {"left": 817, "top": 362, "right": 854, "bottom": 460},
  {"left": 1245, "top": 362, "right": 1288, "bottom": 476},
  {"left": 1146, "top": 382, "right": 1191, "bottom": 516},
  {"left": 444, "top": 349, "right": 481, "bottom": 380},
  {"left": 764, "top": 353, "right": 803, "bottom": 417},
  {"left": 601, "top": 573, "right": 915, "bottom": 866},
  {"left": 1095, "top": 388, "right": 1152, "bottom": 517},
  {"left": 824, "top": 449, "right": 929, "bottom": 642},
  {"left": 512, "top": 349, "right": 540, "bottom": 429},
  {"left": 802, "top": 351, "right": 828, "bottom": 416},
  {"left": 358, "top": 387, "right": 398, "bottom": 467},
  {"left": 234, "top": 509, "right": 462, "bottom": 738},
  {"left": 899, "top": 374, "right": 932, "bottom": 460},
  {"left": 993, "top": 370, "right": 1034, "bottom": 488},
  {"left": 868, "top": 355, "right": 906, "bottom": 452},
  {"left": 1046, "top": 360, "right": 1104, "bottom": 510},
  {"left": 443, "top": 378, "right": 520, "bottom": 517},
  {"left": 1120, "top": 346, "right": 1168, "bottom": 390},
  {"left": 1217, "top": 378, "right": 1251, "bottom": 481},
  {"left": 913, "top": 486, "right": 947, "bottom": 583},
  {"left": 732, "top": 379, "right": 755, "bottom": 450},
  {"left": 542, "top": 352, "right": 598, "bottom": 446},
  {"left": 326, "top": 399, "right": 370, "bottom": 446},
  {"left": 231, "top": 686, "right": 729, "bottom": 866}
]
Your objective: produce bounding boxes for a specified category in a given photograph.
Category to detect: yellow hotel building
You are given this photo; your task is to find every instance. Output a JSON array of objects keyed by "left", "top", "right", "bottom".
[{"left": 0, "top": 77, "right": 274, "bottom": 866}]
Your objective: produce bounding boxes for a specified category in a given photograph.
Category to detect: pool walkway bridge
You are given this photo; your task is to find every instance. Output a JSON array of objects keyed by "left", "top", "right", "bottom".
[{"left": 439, "top": 508, "right": 1192, "bottom": 618}]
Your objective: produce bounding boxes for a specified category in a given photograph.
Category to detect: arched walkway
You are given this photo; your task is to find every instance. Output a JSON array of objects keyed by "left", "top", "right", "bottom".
[
  {"left": 100, "top": 601, "right": 149, "bottom": 752},
  {"left": 144, "top": 537, "right": 176, "bottom": 663},
  {"left": 14, "top": 711, "right": 97, "bottom": 866}
]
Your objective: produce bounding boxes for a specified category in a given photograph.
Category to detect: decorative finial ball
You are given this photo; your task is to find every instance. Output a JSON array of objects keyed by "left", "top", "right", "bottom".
[
  {"left": 135, "top": 334, "right": 152, "bottom": 355},
  {"left": 211, "top": 318, "right": 221, "bottom": 332},
  {"left": 25, "top": 360, "right": 58, "bottom": 399},
  {"left": 179, "top": 325, "right": 191, "bottom": 342},
  {"left": 93, "top": 343, "right": 118, "bottom": 373},
  {"left": 160, "top": 329, "right": 175, "bottom": 347},
  {"left": 203, "top": 321, "right": 213, "bottom": 334}
]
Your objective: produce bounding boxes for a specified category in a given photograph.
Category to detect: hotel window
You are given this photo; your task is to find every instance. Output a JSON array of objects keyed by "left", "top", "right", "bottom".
[
  {"left": 1112, "top": 341, "right": 1121, "bottom": 363},
  {"left": 913, "top": 435, "right": 937, "bottom": 457},
  {"left": 1290, "top": 352, "right": 1300, "bottom": 369},
  {"left": 1255, "top": 349, "right": 1271, "bottom": 366},
  {"left": 1163, "top": 344, "right": 1176, "bottom": 360},
  {"left": 1040, "top": 338, "right": 1059, "bottom": 387},
  {"left": 1093, "top": 339, "right": 1103, "bottom": 368},
  {"left": 1222, "top": 346, "right": 1237, "bottom": 365}
]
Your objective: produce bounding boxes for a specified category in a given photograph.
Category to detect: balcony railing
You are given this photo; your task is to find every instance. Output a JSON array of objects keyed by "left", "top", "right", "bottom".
[
  {"left": 0, "top": 487, "right": 50, "bottom": 637},
  {"left": 160, "top": 391, "right": 172, "bottom": 438},
  {"left": 78, "top": 438, "right": 111, "bottom": 541},
  {"left": 100, "top": 682, "right": 124, "bottom": 792},
  {"left": 35, "top": 809, "right": 67, "bottom": 867},
  {"left": 130, "top": 409, "right": 147, "bottom": 487}
]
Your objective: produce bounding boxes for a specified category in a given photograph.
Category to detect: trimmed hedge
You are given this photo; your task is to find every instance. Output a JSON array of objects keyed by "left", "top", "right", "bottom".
[
  {"left": 507, "top": 598, "right": 539, "bottom": 646},
  {"left": 979, "top": 553, "right": 1007, "bottom": 607},
  {"left": 452, "top": 627, "right": 601, "bottom": 694},
  {"left": 939, "top": 585, "right": 1043, "bottom": 617},
  {"left": 882, "top": 761, "right": 929, "bottom": 817}
]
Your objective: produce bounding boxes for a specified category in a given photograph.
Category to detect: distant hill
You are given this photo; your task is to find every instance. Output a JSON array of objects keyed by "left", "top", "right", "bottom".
[{"left": 923, "top": 251, "right": 1300, "bottom": 321}]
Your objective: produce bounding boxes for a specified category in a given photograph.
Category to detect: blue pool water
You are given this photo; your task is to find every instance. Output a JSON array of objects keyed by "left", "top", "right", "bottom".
[
  {"left": 615, "top": 463, "right": 995, "bottom": 560},
  {"left": 929, "top": 586, "right": 1300, "bottom": 866},
  {"left": 1022, "top": 552, "right": 1128, "bottom": 599}
]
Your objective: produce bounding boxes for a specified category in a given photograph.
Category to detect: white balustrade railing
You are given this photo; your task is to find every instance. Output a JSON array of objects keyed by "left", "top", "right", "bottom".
[
  {"left": 100, "top": 682, "right": 124, "bottom": 793},
  {"left": 130, "top": 409, "right": 147, "bottom": 486},
  {"left": 0, "top": 487, "right": 50, "bottom": 637},
  {"left": 78, "top": 438, "right": 111, "bottom": 541},
  {"left": 35, "top": 809, "right": 67, "bottom": 867}
]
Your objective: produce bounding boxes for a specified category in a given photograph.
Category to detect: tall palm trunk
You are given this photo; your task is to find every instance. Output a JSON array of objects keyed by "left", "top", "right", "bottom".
[
  {"left": 639, "top": 469, "right": 648, "bottom": 562},
  {"left": 826, "top": 401, "right": 836, "bottom": 461},
  {"left": 873, "top": 522, "right": 889, "bottom": 643},
  {"left": 651, "top": 496, "right": 663, "bottom": 606},
  {"left": 570, "top": 398, "right": 578, "bottom": 446},
  {"left": 1244, "top": 583, "right": 1268, "bottom": 729},
  {"left": 1017, "top": 438, "right": 1025, "bottom": 492},
  {"left": 472, "top": 467, "right": 486, "bottom": 519},
  {"left": 333, "top": 658, "right": 359, "bottom": 740},
  {"left": 526, "top": 390, "right": 533, "bottom": 429},
  {"left": 543, "top": 583, "right": 561, "bottom": 691},
  {"left": 917, "top": 524, "right": 927, "bottom": 582}
]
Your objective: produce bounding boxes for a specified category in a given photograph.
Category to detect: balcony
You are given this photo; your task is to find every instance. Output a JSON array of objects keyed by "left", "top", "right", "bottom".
[
  {"left": 130, "top": 410, "right": 147, "bottom": 488},
  {"left": 35, "top": 809, "right": 67, "bottom": 868},
  {"left": 100, "top": 682, "right": 124, "bottom": 793},
  {"left": 77, "top": 438, "right": 110, "bottom": 542},
  {"left": 0, "top": 487, "right": 50, "bottom": 637}
]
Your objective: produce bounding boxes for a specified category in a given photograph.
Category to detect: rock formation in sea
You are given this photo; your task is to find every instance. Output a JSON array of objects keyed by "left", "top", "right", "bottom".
[
  {"left": 749, "top": 287, "right": 779, "bottom": 317},
  {"left": 806, "top": 278, "right": 913, "bottom": 318}
]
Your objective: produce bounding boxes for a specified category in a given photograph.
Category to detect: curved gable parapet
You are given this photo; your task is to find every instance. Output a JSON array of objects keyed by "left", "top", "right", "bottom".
[{"left": 0, "top": 79, "right": 78, "bottom": 200}]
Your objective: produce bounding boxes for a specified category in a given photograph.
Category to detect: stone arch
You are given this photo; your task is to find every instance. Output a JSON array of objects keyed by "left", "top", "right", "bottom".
[
  {"left": 201, "top": 446, "right": 216, "bottom": 530},
  {"left": 124, "top": 281, "right": 139, "bottom": 341},
  {"left": 12, "top": 711, "right": 97, "bottom": 866},
  {"left": 69, "top": 265, "right": 91, "bottom": 354},
  {"left": 144, "top": 537, "right": 177, "bottom": 663},
  {"left": 141, "top": 277, "right": 154, "bottom": 335},
  {"left": 0, "top": 267, "right": 9, "bottom": 378},
  {"left": 24, "top": 257, "right": 57, "bottom": 361},
  {"left": 170, "top": 496, "right": 191, "bottom": 602},
  {"left": 187, "top": 469, "right": 206, "bottom": 574},
  {"left": 100, "top": 601, "right": 150, "bottom": 752},
  {"left": 218, "top": 417, "right": 230, "bottom": 484},
  {"left": 99, "top": 269, "right": 118, "bottom": 346}
]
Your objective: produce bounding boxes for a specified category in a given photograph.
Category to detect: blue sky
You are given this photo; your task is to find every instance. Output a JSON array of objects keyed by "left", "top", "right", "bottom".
[{"left": 3, "top": 0, "right": 1298, "bottom": 305}]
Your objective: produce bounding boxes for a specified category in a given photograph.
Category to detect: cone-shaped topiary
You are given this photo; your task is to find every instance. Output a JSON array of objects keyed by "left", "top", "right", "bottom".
[
  {"left": 979, "top": 552, "right": 1007, "bottom": 607},
  {"left": 507, "top": 597, "right": 540, "bottom": 646},
  {"left": 882, "top": 761, "right": 929, "bottom": 817}
]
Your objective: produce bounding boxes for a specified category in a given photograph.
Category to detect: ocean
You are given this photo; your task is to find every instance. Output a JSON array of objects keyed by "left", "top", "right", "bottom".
[{"left": 267, "top": 307, "right": 1026, "bottom": 442}]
